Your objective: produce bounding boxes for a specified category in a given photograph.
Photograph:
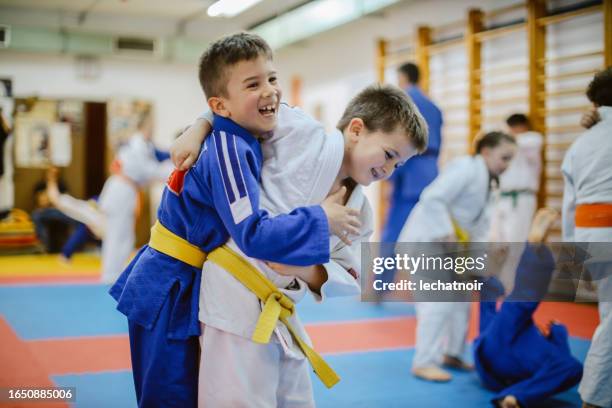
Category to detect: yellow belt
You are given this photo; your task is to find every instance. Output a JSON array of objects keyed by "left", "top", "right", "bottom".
[
  {"left": 452, "top": 219, "right": 470, "bottom": 243},
  {"left": 147, "top": 220, "right": 340, "bottom": 388}
]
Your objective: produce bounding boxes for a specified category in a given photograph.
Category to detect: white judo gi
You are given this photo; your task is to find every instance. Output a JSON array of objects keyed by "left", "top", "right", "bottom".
[
  {"left": 494, "top": 131, "right": 542, "bottom": 242},
  {"left": 54, "top": 132, "right": 172, "bottom": 283},
  {"left": 398, "top": 155, "right": 494, "bottom": 369},
  {"left": 0, "top": 133, "right": 14, "bottom": 213},
  {"left": 198, "top": 104, "right": 372, "bottom": 408},
  {"left": 562, "top": 106, "right": 612, "bottom": 408}
]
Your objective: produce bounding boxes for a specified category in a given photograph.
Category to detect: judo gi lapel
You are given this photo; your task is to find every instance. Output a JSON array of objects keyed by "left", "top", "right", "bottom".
[{"left": 308, "top": 129, "right": 345, "bottom": 203}]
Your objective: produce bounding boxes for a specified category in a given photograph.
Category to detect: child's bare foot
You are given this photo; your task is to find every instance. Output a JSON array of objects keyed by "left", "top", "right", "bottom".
[
  {"left": 527, "top": 208, "right": 558, "bottom": 243},
  {"left": 412, "top": 366, "right": 452, "bottom": 382},
  {"left": 442, "top": 355, "right": 474, "bottom": 371},
  {"left": 500, "top": 395, "right": 519, "bottom": 408},
  {"left": 46, "top": 167, "right": 60, "bottom": 206}
]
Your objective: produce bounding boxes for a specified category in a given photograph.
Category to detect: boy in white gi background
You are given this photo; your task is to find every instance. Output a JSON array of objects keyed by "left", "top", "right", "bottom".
[
  {"left": 47, "top": 111, "right": 173, "bottom": 283},
  {"left": 494, "top": 113, "right": 543, "bottom": 242},
  {"left": 173, "top": 82, "right": 427, "bottom": 406},
  {"left": 561, "top": 67, "right": 612, "bottom": 408},
  {"left": 397, "top": 131, "right": 517, "bottom": 382}
]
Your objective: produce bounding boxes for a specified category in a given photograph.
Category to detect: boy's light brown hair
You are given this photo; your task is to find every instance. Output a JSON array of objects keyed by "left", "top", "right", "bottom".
[
  {"left": 336, "top": 84, "right": 429, "bottom": 153},
  {"left": 198, "top": 32, "right": 273, "bottom": 99}
]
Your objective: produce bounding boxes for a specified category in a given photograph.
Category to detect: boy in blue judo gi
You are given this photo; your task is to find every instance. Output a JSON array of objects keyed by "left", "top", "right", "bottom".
[
  {"left": 474, "top": 209, "right": 583, "bottom": 408},
  {"left": 109, "top": 33, "right": 360, "bottom": 408}
]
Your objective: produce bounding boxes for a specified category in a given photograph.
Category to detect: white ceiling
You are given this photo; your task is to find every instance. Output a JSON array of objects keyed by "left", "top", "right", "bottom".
[{"left": 0, "top": 0, "right": 311, "bottom": 39}]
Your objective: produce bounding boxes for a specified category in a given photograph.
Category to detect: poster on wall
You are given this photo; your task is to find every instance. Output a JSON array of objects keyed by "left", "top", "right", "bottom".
[
  {"left": 14, "top": 100, "right": 73, "bottom": 168},
  {"left": 50, "top": 122, "right": 72, "bottom": 166}
]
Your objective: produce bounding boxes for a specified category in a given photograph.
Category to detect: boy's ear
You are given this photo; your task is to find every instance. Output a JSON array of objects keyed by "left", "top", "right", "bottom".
[
  {"left": 347, "top": 118, "right": 365, "bottom": 142},
  {"left": 208, "top": 97, "right": 230, "bottom": 118}
]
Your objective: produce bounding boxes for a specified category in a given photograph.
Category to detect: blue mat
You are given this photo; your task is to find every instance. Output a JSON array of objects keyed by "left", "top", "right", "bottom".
[
  {"left": 47, "top": 339, "right": 589, "bottom": 408},
  {"left": 0, "top": 284, "right": 127, "bottom": 339}
]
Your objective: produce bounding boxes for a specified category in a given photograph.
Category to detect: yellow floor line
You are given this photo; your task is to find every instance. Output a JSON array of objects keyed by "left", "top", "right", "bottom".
[{"left": 0, "top": 253, "right": 102, "bottom": 278}]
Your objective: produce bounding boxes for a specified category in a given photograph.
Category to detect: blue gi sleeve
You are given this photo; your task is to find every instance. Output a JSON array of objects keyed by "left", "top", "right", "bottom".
[
  {"left": 208, "top": 131, "right": 330, "bottom": 266},
  {"left": 154, "top": 148, "right": 171, "bottom": 162}
]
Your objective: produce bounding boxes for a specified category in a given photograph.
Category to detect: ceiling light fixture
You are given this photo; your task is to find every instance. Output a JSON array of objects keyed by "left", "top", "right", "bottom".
[{"left": 207, "top": 0, "right": 264, "bottom": 18}]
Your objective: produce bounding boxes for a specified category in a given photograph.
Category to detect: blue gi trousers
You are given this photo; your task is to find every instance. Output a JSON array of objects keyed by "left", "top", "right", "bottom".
[{"left": 128, "top": 282, "right": 199, "bottom": 408}]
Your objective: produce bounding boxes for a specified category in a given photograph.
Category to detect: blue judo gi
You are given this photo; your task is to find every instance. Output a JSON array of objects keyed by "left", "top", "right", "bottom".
[
  {"left": 380, "top": 86, "right": 442, "bottom": 287},
  {"left": 109, "top": 115, "right": 330, "bottom": 407},
  {"left": 474, "top": 244, "right": 583, "bottom": 407}
]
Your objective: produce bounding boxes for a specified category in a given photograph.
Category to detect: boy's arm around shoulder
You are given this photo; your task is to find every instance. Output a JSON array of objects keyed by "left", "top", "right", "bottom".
[{"left": 207, "top": 130, "right": 331, "bottom": 266}]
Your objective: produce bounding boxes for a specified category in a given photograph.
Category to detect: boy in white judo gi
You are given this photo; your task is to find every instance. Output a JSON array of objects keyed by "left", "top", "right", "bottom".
[
  {"left": 397, "top": 131, "right": 517, "bottom": 382},
  {"left": 494, "top": 114, "right": 543, "bottom": 242},
  {"left": 174, "top": 85, "right": 428, "bottom": 406},
  {"left": 47, "top": 112, "right": 173, "bottom": 283},
  {"left": 561, "top": 67, "right": 612, "bottom": 408}
]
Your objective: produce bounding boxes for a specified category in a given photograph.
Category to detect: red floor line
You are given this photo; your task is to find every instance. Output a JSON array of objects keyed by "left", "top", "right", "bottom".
[
  {"left": 0, "top": 317, "right": 68, "bottom": 408},
  {"left": 1, "top": 303, "right": 599, "bottom": 376}
]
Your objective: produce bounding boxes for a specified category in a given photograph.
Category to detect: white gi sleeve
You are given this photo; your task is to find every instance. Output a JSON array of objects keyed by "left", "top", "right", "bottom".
[{"left": 197, "top": 108, "right": 214, "bottom": 125}]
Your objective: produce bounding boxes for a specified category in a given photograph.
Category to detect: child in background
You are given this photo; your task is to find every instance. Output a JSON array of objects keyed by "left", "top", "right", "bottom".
[
  {"left": 562, "top": 67, "right": 612, "bottom": 408},
  {"left": 398, "top": 131, "right": 517, "bottom": 382},
  {"left": 494, "top": 113, "right": 543, "bottom": 242},
  {"left": 475, "top": 208, "right": 582, "bottom": 408},
  {"left": 47, "top": 111, "right": 173, "bottom": 283}
]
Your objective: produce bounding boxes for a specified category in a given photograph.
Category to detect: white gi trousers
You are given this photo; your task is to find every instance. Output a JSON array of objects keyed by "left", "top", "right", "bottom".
[
  {"left": 578, "top": 226, "right": 612, "bottom": 408},
  {"left": 496, "top": 193, "right": 537, "bottom": 242},
  {"left": 198, "top": 324, "right": 314, "bottom": 408},
  {"left": 413, "top": 301, "right": 471, "bottom": 368}
]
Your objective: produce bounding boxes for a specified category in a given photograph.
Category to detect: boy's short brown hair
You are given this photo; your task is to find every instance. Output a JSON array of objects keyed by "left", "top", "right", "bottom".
[
  {"left": 198, "top": 32, "right": 273, "bottom": 99},
  {"left": 336, "top": 84, "right": 428, "bottom": 153},
  {"left": 586, "top": 67, "right": 612, "bottom": 107}
]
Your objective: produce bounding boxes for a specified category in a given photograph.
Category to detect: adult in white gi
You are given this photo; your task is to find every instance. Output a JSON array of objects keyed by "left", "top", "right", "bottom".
[
  {"left": 48, "top": 117, "right": 173, "bottom": 283},
  {"left": 0, "top": 98, "right": 14, "bottom": 217},
  {"left": 198, "top": 104, "right": 373, "bottom": 408},
  {"left": 398, "top": 131, "right": 517, "bottom": 382},
  {"left": 562, "top": 70, "right": 612, "bottom": 408},
  {"left": 495, "top": 114, "right": 543, "bottom": 242}
]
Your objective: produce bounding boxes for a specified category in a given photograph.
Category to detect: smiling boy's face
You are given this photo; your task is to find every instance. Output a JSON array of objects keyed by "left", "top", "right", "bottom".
[
  {"left": 211, "top": 55, "right": 281, "bottom": 137},
  {"left": 344, "top": 118, "right": 417, "bottom": 186}
]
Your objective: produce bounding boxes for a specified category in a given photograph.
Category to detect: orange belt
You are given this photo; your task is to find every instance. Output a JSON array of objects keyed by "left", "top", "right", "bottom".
[{"left": 575, "top": 203, "right": 612, "bottom": 228}]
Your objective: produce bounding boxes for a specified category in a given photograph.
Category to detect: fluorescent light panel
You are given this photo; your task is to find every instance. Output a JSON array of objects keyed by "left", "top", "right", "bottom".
[
  {"left": 251, "top": 0, "right": 401, "bottom": 49},
  {"left": 208, "top": 0, "right": 264, "bottom": 17}
]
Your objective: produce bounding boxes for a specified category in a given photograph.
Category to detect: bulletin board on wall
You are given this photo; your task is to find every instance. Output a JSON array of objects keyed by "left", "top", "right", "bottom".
[{"left": 12, "top": 98, "right": 86, "bottom": 213}]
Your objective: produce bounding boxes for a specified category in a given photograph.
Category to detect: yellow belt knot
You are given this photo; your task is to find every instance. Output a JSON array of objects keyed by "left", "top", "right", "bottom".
[{"left": 148, "top": 220, "right": 340, "bottom": 389}]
